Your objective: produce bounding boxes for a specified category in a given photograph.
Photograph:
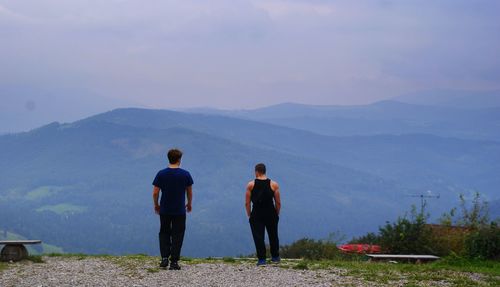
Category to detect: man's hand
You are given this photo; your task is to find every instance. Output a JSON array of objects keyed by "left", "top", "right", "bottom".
[
  {"left": 271, "top": 181, "right": 281, "bottom": 216},
  {"left": 153, "top": 186, "right": 161, "bottom": 215},
  {"left": 186, "top": 185, "right": 193, "bottom": 213},
  {"left": 245, "top": 181, "right": 253, "bottom": 219}
]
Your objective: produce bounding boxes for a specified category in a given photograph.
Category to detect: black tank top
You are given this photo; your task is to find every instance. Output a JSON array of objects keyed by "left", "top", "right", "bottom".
[{"left": 251, "top": 179, "right": 276, "bottom": 216}]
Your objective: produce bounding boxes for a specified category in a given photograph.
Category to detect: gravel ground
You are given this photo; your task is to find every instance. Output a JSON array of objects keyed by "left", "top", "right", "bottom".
[
  {"left": 0, "top": 257, "right": 374, "bottom": 287},
  {"left": 1, "top": 257, "right": 496, "bottom": 287}
]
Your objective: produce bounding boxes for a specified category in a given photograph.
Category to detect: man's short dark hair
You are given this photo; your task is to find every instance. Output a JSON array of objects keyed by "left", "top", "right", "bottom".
[
  {"left": 255, "top": 163, "right": 266, "bottom": 175},
  {"left": 167, "top": 148, "right": 183, "bottom": 164}
]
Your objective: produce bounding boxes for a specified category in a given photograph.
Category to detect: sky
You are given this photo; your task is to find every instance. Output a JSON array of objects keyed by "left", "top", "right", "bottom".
[{"left": 1, "top": 0, "right": 500, "bottom": 131}]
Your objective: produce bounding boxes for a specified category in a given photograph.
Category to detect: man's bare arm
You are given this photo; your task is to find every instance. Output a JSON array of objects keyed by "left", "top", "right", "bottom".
[
  {"left": 245, "top": 182, "right": 253, "bottom": 218},
  {"left": 272, "top": 181, "right": 281, "bottom": 216},
  {"left": 153, "top": 186, "right": 161, "bottom": 214},
  {"left": 186, "top": 185, "right": 193, "bottom": 213}
]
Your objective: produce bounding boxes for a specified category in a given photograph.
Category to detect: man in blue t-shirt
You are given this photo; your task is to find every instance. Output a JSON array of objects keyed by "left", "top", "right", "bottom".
[{"left": 152, "top": 148, "right": 193, "bottom": 270}]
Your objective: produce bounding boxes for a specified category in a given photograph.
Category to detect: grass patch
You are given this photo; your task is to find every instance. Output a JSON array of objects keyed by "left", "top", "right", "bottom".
[
  {"left": 293, "top": 261, "right": 309, "bottom": 270},
  {"left": 27, "top": 255, "right": 44, "bottom": 263},
  {"left": 484, "top": 276, "right": 500, "bottom": 286},
  {"left": 114, "top": 254, "right": 158, "bottom": 271},
  {"left": 284, "top": 257, "right": 500, "bottom": 286},
  {"left": 36, "top": 204, "right": 87, "bottom": 215},
  {"left": 45, "top": 253, "right": 117, "bottom": 261},
  {"left": 45, "top": 253, "right": 89, "bottom": 260},
  {"left": 432, "top": 256, "right": 500, "bottom": 276},
  {"left": 25, "top": 186, "right": 64, "bottom": 201},
  {"left": 0, "top": 262, "right": 6, "bottom": 271},
  {"left": 8, "top": 253, "right": 496, "bottom": 286},
  {"left": 146, "top": 267, "right": 159, "bottom": 273},
  {"left": 297, "top": 257, "right": 500, "bottom": 276},
  {"left": 222, "top": 257, "right": 236, "bottom": 263}
]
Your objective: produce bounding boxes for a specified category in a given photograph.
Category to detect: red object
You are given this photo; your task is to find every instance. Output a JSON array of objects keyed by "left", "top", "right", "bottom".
[{"left": 338, "top": 244, "right": 381, "bottom": 254}]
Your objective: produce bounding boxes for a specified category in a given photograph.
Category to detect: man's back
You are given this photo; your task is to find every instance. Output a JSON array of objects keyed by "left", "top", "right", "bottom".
[
  {"left": 250, "top": 178, "right": 277, "bottom": 217},
  {"left": 153, "top": 167, "right": 193, "bottom": 215}
]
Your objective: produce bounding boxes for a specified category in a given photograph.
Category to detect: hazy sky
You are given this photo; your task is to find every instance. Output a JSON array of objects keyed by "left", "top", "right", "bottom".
[{"left": 1, "top": 0, "right": 499, "bottom": 119}]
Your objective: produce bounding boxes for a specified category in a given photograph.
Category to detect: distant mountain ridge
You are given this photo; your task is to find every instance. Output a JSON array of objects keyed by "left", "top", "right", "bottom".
[
  {"left": 394, "top": 89, "right": 500, "bottom": 109},
  {"left": 0, "top": 112, "right": 409, "bottom": 256},
  {"left": 1, "top": 105, "right": 499, "bottom": 256},
  {"left": 183, "top": 100, "right": 500, "bottom": 141}
]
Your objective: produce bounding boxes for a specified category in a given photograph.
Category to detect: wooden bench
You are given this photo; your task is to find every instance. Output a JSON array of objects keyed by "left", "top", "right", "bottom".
[
  {"left": 0, "top": 240, "right": 42, "bottom": 262},
  {"left": 366, "top": 254, "right": 440, "bottom": 264}
]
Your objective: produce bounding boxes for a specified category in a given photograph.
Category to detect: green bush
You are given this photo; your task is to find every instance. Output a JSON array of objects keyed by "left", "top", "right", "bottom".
[
  {"left": 350, "top": 232, "right": 381, "bottom": 244},
  {"left": 465, "top": 223, "right": 500, "bottom": 260},
  {"left": 378, "top": 208, "right": 434, "bottom": 254},
  {"left": 440, "top": 192, "right": 490, "bottom": 229},
  {"left": 280, "top": 238, "right": 339, "bottom": 260},
  {"left": 348, "top": 193, "right": 498, "bottom": 257}
]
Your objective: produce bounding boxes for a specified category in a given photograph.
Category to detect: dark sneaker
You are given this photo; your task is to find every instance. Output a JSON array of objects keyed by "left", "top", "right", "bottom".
[
  {"left": 256, "top": 259, "right": 267, "bottom": 266},
  {"left": 169, "top": 261, "right": 181, "bottom": 270},
  {"left": 159, "top": 259, "right": 169, "bottom": 268},
  {"left": 271, "top": 257, "right": 281, "bottom": 264}
]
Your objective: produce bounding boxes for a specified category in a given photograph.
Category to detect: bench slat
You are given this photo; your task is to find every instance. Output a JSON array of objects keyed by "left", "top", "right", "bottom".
[
  {"left": 0, "top": 240, "right": 42, "bottom": 245},
  {"left": 366, "top": 254, "right": 439, "bottom": 259}
]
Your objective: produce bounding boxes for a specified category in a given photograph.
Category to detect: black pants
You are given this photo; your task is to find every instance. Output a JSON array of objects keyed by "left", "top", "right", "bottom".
[
  {"left": 159, "top": 214, "right": 186, "bottom": 262},
  {"left": 249, "top": 213, "right": 279, "bottom": 260}
]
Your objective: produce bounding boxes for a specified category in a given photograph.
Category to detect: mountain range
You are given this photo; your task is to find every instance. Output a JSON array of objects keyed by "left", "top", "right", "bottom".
[{"left": 1, "top": 92, "right": 499, "bottom": 257}]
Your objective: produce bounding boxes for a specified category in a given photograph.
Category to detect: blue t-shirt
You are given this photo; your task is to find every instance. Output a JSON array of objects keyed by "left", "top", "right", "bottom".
[{"left": 153, "top": 168, "right": 194, "bottom": 215}]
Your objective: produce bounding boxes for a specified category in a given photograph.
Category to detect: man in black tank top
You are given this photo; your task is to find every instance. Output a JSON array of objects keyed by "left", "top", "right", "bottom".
[{"left": 245, "top": 163, "right": 281, "bottom": 266}]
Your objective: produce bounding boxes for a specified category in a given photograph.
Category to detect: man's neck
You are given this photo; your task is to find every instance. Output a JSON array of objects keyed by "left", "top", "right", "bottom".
[
  {"left": 256, "top": 175, "right": 267, "bottom": 180},
  {"left": 168, "top": 163, "right": 181, "bottom": 169}
]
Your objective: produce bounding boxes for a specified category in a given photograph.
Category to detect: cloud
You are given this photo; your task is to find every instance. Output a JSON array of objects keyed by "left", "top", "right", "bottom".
[
  {"left": 254, "top": 0, "right": 335, "bottom": 19},
  {"left": 0, "top": 3, "right": 34, "bottom": 23},
  {"left": 0, "top": 0, "right": 499, "bottom": 117}
]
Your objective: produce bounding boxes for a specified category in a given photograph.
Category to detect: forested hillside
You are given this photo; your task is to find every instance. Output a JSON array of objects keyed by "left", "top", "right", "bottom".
[{"left": 1, "top": 103, "right": 499, "bottom": 256}]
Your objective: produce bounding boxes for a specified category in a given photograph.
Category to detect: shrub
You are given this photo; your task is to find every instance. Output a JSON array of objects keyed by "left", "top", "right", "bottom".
[
  {"left": 378, "top": 207, "right": 434, "bottom": 254},
  {"left": 349, "top": 232, "right": 381, "bottom": 245},
  {"left": 440, "top": 192, "right": 490, "bottom": 229},
  {"left": 348, "top": 193, "right": 497, "bottom": 257},
  {"left": 465, "top": 223, "right": 500, "bottom": 260},
  {"left": 427, "top": 224, "right": 469, "bottom": 256},
  {"left": 280, "top": 238, "right": 339, "bottom": 260}
]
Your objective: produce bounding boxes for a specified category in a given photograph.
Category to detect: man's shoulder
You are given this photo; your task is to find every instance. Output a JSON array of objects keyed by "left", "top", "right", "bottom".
[
  {"left": 247, "top": 180, "right": 255, "bottom": 188},
  {"left": 156, "top": 168, "right": 170, "bottom": 175},
  {"left": 157, "top": 167, "right": 190, "bottom": 174},
  {"left": 270, "top": 180, "right": 279, "bottom": 190},
  {"left": 178, "top": 168, "right": 192, "bottom": 176}
]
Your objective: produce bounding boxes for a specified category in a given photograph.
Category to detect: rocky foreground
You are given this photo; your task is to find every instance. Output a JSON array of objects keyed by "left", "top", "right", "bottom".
[{"left": 0, "top": 256, "right": 498, "bottom": 287}]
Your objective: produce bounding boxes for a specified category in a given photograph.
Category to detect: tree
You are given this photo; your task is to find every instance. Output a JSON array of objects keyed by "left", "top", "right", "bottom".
[
  {"left": 439, "top": 192, "right": 498, "bottom": 259},
  {"left": 465, "top": 222, "right": 500, "bottom": 260},
  {"left": 440, "top": 192, "right": 490, "bottom": 229},
  {"left": 349, "top": 232, "right": 381, "bottom": 245},
  {"left": 378, "top": 205, "right": 433, "bottom": 254}
]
